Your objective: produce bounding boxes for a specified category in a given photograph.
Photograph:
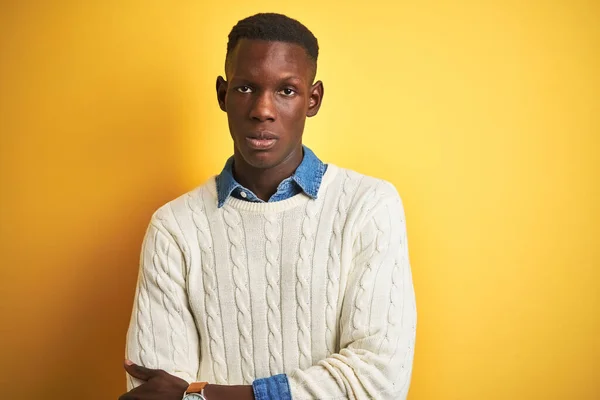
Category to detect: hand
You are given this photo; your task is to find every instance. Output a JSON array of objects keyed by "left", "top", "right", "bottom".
[{"left": 119, "top": 359, "right": 189, "bottom": 400}]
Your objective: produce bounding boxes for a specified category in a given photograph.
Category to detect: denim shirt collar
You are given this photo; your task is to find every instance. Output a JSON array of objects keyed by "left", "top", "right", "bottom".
[{"left": 215, "top": 146, "right": 326, "bottom": 208}]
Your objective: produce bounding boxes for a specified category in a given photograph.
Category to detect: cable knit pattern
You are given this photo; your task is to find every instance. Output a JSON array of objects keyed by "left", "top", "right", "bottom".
[
  {"left": 125, "top": 164, "right": 416, "bottom": 399},
  {"left": 264, "top": 212, "right": 283, "bottom": 375},
  {"left": 379, "top": 258, "right": 401, "bottom": 355},
  {"left": 135, "top": 254, "right": 155, "bottom": 367},
  {"left": 151, "top": 231, "right": 189, "bottom": 368},
  {"left": 295, "top": 198, "right": 319, "bottom": 369},
  {"left": 187, "top": 193, "right": 228, "bottom": 384},
  {"left": 352, "top": 217, "right": 388, "bottom": 341},
  {"left": 379, "top": 199, "right": 410, "bottom": 357},
  {"left": 324, "top": 171, "right": 355, "bottom": 355},
  {"left": 223, "top": 206, "right": 255, "bottom": 384}
]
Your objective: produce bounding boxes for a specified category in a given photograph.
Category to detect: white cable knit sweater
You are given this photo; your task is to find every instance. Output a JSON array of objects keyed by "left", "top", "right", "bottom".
[{"left": 125, "top": 164, "right": 417, "bottom": 399}]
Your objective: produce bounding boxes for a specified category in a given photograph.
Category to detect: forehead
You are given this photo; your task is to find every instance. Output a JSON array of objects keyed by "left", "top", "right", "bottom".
[{"left": 227, "top": 39, "right": 313, "bottom": 80}]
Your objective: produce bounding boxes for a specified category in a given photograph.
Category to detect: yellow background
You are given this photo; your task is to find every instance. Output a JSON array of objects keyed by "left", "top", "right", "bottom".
[{"left": 1, "top": 1, "right": 598, "bottom": 399}]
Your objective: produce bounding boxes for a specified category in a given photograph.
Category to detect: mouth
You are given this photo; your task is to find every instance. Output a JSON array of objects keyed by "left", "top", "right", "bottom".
[{"left": 245, "top": 131, "right": 278, "bottom": 150}]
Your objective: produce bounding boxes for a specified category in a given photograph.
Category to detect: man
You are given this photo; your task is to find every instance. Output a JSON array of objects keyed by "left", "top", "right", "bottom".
[{"left": 120, "top": 12, "right": 416, "bottom": 400}]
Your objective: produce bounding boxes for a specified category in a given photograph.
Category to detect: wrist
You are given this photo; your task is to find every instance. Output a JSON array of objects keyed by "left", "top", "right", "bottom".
[
  {"left": 203, "top": 383, "right": 255, "bottom": 400},
  {"left": 183, "top": 381, "right": 209, "bottom": 400}
]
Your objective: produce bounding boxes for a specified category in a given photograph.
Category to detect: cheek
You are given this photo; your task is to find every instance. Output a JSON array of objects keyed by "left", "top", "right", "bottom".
[
  {"left": 226, "top": 93, "right": 239, "bottom": 111},
  {"left": 278, "top": 99, "right": 307, "bottom": 124},
  {"left": 226, "top": 96, "right": 248, "bottom": 123}
]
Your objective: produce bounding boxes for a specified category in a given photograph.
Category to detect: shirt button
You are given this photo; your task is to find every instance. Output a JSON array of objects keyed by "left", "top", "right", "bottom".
[{"left": 240, "top": 191, "right": 247, "bottom": 198}]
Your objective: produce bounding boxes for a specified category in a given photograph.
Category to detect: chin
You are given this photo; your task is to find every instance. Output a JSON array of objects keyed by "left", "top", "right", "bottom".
[{"left": 240, "top": 149, "right": 280, "bottom": 169}]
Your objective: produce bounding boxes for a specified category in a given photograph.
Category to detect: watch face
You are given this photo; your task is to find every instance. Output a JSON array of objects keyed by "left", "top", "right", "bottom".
[{"left": 183, "top": 394, "right": 205, "bottom": 400}]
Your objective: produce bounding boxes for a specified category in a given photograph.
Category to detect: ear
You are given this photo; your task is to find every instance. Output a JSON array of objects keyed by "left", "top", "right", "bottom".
[
  {"left": 216, "top": 76, "right": 228, "bottom": 112},
  {"left": 307, "top": 80, "right": 324, "bottom": 117}
]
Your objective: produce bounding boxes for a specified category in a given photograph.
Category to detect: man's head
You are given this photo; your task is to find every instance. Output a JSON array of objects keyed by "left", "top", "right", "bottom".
[{"left": 216, "top": 13, "right": 324, "bottom": 171}]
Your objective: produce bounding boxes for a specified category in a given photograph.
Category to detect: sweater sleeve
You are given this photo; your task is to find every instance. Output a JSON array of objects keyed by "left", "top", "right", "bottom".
[
  {"left": 287, "top": 184, "right": 417, "bottom": 400},
  {"left": 125, "top": 210, "right": 200, "bottom": 390}
]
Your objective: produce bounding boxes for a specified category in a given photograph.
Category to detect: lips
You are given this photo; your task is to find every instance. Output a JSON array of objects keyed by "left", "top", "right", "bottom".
[
  {"left": 249, "top": 131, "right": 278, "bottom": 140},
  {"left": 246, "top": 131, "right": 278, "bottom": 150}
]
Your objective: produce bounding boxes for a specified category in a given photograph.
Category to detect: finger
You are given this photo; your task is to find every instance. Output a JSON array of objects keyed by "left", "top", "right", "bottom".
[{"left": 123, "top": 359, "right": 159, "bottom": 381}]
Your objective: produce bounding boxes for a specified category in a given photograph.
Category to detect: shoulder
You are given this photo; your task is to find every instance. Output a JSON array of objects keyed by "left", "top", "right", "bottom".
[
  {"left": 327, "top": 166, "right": 405, "bottom": 232},
  {"left": 329, "top": 165, "right": 402, "bottom": 206},
  {"left": 148, "top": 178, "right": 217, "bottom": 234}
]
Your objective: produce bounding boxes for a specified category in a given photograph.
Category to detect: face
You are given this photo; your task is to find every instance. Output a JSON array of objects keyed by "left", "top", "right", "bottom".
[{"left": 216, "top": 39, "right": 324, "bottom": 170}]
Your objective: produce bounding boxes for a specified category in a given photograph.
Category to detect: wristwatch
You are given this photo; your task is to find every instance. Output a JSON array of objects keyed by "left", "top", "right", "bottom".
[{"left": 182, "top": 382, "right": 208, "bottom": 400}]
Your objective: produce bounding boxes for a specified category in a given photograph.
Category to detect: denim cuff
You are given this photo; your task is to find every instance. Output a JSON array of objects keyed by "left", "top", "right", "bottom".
[{"left": 252, "top": 374, "right": 292, "bottom": 400}]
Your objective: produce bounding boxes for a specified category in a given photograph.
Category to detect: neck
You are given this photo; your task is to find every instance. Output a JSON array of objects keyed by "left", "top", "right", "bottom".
[{"left": 233, "top": 146, "right": 303, "bottom": 201}]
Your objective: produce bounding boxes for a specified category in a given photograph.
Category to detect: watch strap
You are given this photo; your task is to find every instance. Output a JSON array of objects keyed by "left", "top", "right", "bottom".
[{"left": 185, "top": 381, "right": 208, "bottom": 394}]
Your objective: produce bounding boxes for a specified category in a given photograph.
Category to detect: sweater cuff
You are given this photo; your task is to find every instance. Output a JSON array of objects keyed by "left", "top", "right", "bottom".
[{"left": 252, "top": 374, "right": 292, "bottom": 400}]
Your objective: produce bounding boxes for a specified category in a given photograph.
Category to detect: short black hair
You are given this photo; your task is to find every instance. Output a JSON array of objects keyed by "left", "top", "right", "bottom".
[{"left": 226, "top": 13, "right": 319, "bottom": 69}]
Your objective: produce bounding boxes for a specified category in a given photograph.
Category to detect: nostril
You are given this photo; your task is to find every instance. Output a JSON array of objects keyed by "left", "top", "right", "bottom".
[{"left": 250, "top": 102, "right": 276, "bottom": 121}]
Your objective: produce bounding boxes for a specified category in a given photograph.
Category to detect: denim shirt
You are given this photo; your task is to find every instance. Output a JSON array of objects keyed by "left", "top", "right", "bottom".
[
  {"left": 214, "top": 146, "right": 326, "bottom": 400},
  {"left": 215, "top": 146, "right": 327, "bottom": 208}
]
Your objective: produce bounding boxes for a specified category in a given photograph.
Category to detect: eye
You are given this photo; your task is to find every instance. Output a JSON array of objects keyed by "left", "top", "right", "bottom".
[
  {"left": 279, "top": 88, "right": 296, "bottom": 97},
  {"left": 236, "top": 86, "right": 253, "bottom": 93}
]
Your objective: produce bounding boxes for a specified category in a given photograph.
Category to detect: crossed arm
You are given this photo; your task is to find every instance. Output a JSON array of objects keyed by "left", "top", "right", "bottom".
[
  {"left": 121, "top": 188, "right": 416, "bottom": 400},
  {"left": 120, "top": 360, "right": 254, "bottom": 400}
]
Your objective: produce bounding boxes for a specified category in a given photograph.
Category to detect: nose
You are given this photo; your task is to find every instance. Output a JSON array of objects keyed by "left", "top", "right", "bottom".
[{"left": 249, "top": 91, "right": 276, "bottom": 122}]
